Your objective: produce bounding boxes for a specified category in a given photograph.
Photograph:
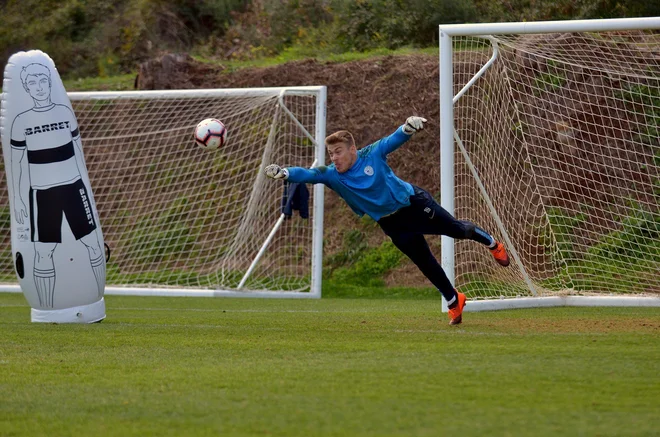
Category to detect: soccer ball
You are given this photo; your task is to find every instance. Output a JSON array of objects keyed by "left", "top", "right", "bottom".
[{"left": 194, "top": 118, "right": 227, "bottom": 150}]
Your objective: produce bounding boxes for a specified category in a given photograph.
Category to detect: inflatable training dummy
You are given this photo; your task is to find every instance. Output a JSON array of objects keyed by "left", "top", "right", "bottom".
[{"left": 1, "top": 50, "right": 106, "bottom": 323}]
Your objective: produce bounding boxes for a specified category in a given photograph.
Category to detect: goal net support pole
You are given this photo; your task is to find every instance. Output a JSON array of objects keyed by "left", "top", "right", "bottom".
[
  {"left": 238, "top": 90, "right": 325, "bottom": 291},
  {"left": 450, "top": 38, "right": 540, "bottom": 302},
  {"left": 439, "top": 17, "right": 660, "bottom": 310}
]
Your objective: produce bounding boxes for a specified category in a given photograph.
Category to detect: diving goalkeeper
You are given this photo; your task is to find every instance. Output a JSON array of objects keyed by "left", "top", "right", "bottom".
[{"left": 265, "top": 116, "right": 510, "bottom": 325}]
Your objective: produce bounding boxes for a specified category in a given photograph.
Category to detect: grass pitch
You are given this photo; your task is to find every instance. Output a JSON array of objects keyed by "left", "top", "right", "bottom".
[{"left": 1, "top": 293, "right": 659, "bottom": 437}]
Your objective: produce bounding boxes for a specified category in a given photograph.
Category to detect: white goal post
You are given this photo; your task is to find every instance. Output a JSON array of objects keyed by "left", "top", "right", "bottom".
[
  {"left": 0, "top": 86, "right": 327, "bottom": 298},
  {"left": 438, "top": 17, "right": 660, "bottom": 310}
]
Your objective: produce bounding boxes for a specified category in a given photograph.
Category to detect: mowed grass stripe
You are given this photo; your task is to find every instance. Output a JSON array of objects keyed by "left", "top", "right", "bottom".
[{"left": 0, "top": 293, "right": 658, "bottom": 437}]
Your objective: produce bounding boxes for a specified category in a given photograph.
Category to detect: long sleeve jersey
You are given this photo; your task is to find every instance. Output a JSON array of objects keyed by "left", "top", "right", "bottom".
[{"left": 286, "top": 125, "right": 414, "bottom": 221}]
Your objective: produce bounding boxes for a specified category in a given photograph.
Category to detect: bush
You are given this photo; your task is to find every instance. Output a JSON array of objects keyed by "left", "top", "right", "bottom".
[
  {"left": 0, "top": 0, "right": 118, "bottom": 77},
  {"left": 330, "top": 0, "right": 476, "bottom": 51},
  {"left": 1, "top": 0, "right": 657, "bottom": 77},
  {"left": 586, "top": 209, "right": 660, "bottom": 265},
  {"left": 0, "top": 0, "right": 249, "bottom": 78},
  {"left": 331, "top": 240, "right": 403, "bottom": 287},
  {"left": 472, "top": 0, "right": 660, "bottom": 22},
  {"left": 546, "top": 205, "right": 660, "bottom": 292}
]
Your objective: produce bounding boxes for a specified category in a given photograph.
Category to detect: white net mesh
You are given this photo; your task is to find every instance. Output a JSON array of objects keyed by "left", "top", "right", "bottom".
[
  {"left": 452, "top": 31, "right": 659, "bottom": 299},
  {"left": 0, "top": 88, "right": 323, "bottom": 293}
]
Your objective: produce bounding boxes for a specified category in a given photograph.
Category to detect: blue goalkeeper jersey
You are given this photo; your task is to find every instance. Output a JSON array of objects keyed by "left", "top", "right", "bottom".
[{"left": 286, "top": 125, "right": 414, "bottom": 221}]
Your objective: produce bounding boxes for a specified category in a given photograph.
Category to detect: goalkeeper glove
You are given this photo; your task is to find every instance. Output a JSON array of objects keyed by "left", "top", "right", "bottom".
[
  {"left": 265, "top": 164, "right": 289, "bottom": 180},
  {"left": 402, "top": 116, "right": 428, "bottom": 135}
]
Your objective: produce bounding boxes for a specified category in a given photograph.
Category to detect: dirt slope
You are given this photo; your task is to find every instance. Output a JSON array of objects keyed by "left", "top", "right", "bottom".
[
  {"left": 137, "top": 53, "right": 445, "bottom": 287},
  {"left": 134, "top": 50, "right": 660, "bottom": 291}
]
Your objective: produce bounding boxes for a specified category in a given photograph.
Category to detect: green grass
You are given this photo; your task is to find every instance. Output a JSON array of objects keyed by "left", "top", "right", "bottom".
[
  {"left": 55, "top": 46, "right": 439, "bottom": 92},
  {"left": 194, "top": 46, "right": 439, "bottom": 73},
  {"left": 63, "top": 73, "right": 137, "bottom": 92},
  {"left": 1, "top": 293, "right": 659, "bottom": 437}
]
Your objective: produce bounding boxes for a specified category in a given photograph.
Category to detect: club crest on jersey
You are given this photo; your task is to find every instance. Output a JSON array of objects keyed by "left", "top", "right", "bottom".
[{"left": 364, "top": 165, "right": 374, "bottom": 176}]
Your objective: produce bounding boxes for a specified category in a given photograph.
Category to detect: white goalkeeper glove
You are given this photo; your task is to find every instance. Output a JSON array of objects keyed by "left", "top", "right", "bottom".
[
  {"left": 402, "top": 116, "right": 428, "bottom": 135},
  {"left": 265, "top": 164, "right": 289, "bottom": 180}
]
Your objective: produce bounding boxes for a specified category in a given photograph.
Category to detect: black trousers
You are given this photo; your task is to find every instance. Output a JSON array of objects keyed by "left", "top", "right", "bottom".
[{"left": 377, "top": 186, "right": 491, "bottom": 300}]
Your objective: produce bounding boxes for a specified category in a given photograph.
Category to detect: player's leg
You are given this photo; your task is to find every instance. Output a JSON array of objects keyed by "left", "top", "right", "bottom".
[
  {"left": 388, "top": 232, "right": 466, "bottom": 325},
  {"left": 410, "top": 186, "right": 510, "bottom": 266},
  {"left": 80, "top": 232, "right": 105, "bottom": 297},
  {"left": 65, "top": 180, "right": 105, "bottom": 296},
  {"left": 34, "top": 243, "right": 57, "bottom": 308},
  {"left": 32, "top": 187, "right": 63, "bottom": 308}
]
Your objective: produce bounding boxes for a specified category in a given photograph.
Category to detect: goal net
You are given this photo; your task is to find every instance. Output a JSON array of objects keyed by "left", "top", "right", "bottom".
[
  {"left": 0, "top": 87, "right": 326, "bottom": 297},
  {"left": 440, "top": 19, "right": 660, "bottom": 306}
]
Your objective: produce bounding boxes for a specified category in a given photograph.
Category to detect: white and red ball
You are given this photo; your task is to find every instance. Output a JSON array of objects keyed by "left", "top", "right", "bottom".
[{"left": 194, "top": 118, "right": 227, "bottom": 150}]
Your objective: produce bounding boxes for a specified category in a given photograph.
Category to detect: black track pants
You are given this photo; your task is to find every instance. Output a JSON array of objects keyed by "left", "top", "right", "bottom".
[{"left": 377, "top": 186, "right": 493, "bottom": 300}]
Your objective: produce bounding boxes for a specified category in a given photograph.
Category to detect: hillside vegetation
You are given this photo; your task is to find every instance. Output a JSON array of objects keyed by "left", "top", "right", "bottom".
[{"left": 1, "top": 0, "right": 658, "bottom": 79}]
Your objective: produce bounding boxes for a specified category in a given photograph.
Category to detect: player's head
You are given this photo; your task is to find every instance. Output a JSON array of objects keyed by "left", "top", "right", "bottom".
[
  {"left": 20, "top": 63, "right": 52, "bottom": 102},
  {"left": 325, "top": 130, "right": 357, "bottom": 173}
]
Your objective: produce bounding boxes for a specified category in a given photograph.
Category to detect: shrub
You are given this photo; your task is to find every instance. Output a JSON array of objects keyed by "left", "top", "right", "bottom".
[
  {"left": 331, "top": 240, "right": 403, "bottom": 287},
  {"left": 331, "top": 0, "right": 476, "bottom": 52}
]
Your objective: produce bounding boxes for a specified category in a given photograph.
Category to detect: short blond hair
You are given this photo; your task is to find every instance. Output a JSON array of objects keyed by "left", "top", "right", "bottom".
[{"left": 325, "top": 130, "right": 355, "bottom": 149}]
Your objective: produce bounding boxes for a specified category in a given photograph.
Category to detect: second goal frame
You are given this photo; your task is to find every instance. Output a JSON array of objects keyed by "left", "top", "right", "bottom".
[
  {"left": 0, "top": 86, "right": 327, "bottom": 299},
  {"left": 438, "top": 17, "right": 660, "bottom": 310}
]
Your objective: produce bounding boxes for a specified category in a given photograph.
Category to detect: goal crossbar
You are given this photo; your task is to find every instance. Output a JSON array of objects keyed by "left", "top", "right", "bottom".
[{"left": 439, "top": 17, "right": 660, "bottom": 36}]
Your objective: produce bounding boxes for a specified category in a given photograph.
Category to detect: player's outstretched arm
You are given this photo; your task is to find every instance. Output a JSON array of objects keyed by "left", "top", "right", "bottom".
[
  {"left": 376, "top": 116, "right": 428, "bottom": 157},
  {"left": 265, "top": 163, "right": 329, "bottom": 184},
  {"left": 402, "top": 116, "right": 428, "bottom": 135}
]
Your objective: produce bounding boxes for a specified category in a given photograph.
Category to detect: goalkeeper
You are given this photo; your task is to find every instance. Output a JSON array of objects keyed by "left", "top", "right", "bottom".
[{"left": 265, "top": 116, "right": 510, "bottom": 325}]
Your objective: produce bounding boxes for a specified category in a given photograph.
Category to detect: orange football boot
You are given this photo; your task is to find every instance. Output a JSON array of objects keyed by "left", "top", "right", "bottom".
[
  {"left": 490, "top": 241, "right": 510, "bottom": 267},
  {"left": 448, "top": 291, "right": 467, "bottom": 325}
]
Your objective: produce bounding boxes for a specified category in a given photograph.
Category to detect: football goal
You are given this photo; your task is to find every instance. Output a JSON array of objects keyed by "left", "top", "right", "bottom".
[
  {"left": 439, "top": 17, "right": 660, "bottom": 309},
  {"left": 0, "top": 86, "right": 327, "bottom": 298}
]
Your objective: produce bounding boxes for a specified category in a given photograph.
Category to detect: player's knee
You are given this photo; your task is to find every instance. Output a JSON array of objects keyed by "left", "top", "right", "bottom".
[{"left": 456, "top": 220, "right": 476, "bottom": 239}]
